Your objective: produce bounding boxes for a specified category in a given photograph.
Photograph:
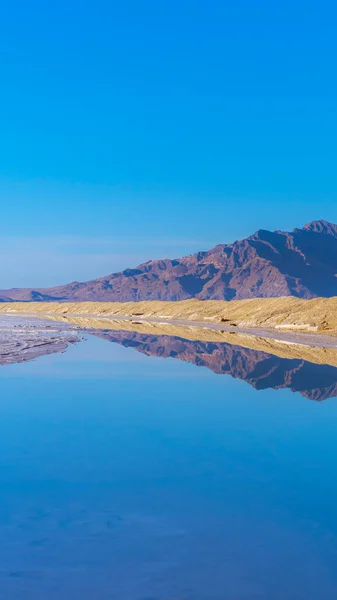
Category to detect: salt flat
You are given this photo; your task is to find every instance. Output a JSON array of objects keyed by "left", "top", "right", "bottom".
[{"left": 0, "top": 316, "right": 79, "bottom": 366}]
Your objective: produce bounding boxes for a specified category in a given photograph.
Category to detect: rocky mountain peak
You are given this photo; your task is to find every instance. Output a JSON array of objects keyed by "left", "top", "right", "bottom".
[{"left": 300, "top": 220, "right": 337, "bottom": 236}]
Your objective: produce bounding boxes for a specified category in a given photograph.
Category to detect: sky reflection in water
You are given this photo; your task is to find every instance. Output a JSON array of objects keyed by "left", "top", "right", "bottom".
[{"left": 1, "top": 335, "right": 337, "bottom": 599}]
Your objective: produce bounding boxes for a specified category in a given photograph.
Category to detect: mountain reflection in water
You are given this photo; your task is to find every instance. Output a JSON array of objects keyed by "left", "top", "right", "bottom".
[{"left": 90, "top": 330, "right": 337, "bottom": 401}]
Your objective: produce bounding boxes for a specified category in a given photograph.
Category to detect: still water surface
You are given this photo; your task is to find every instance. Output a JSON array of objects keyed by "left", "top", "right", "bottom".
[{"left": 1, "top": 334, "right": 337, "bottom": 599}]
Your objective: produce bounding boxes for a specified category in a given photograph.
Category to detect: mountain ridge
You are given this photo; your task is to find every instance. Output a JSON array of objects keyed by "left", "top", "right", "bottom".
[{"left": 1, "top": 219, "right": 337, "bottom": 302}]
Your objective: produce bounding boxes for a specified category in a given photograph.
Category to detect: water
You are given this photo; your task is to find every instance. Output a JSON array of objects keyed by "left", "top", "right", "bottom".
[{"left": 1, "top": 333, "right": 337, "bottom": 599}]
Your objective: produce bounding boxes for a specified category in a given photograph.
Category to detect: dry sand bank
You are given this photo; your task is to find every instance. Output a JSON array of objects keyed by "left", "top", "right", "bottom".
[{"left": 1, "top": 297, "right": 337, "bottom": 332}]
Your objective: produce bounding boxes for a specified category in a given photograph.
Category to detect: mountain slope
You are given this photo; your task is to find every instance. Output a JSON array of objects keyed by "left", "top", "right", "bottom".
[{"left": 2, "top": 219, "right": 337, "bottom": 301}]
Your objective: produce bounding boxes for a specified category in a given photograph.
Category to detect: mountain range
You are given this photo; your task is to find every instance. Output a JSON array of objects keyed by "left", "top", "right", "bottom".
[{"left": 2, "top": 219, "right": 337, "bottom": 302}]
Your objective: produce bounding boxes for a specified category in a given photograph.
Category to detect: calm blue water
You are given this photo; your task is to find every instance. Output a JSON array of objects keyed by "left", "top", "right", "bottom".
[{"left": 1, "top": 334, "right": 337, "bottom": 599}]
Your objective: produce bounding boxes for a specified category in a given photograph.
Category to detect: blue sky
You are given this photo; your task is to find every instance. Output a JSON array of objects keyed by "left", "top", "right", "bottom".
[{"left": 0, "top": 0, "right": 336, "bottom": 286}]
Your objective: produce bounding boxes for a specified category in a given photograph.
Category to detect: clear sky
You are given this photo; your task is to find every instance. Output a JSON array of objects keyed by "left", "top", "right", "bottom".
[{"left": 0, "top": 0, "right": 336, "bottom": 286}]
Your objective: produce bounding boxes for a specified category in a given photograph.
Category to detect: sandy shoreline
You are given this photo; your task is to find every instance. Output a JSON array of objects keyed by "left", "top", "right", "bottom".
[
  {"left": 1, "top": 297, "right": 337, "bottom": 334},
  {"left": 2, "top": 311, "right": 337, "bottom": 370},
  {"left": 2, "top": 296, "right": 337, "bottom": 369},
  {"left": 73, "top": 313, "right": 337, "bottom": 349},
  {"left": 2, "top": 308, "right": 337, "bottom": 349},
  {"left": 2, "top": 311, "right": 337, "bottom": 369}
]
